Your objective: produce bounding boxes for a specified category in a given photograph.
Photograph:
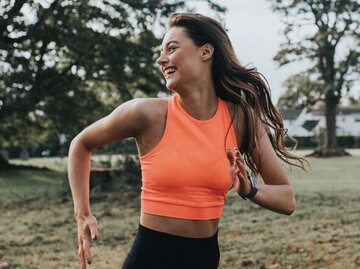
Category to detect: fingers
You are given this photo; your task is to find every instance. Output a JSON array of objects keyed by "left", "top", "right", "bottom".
[
  {"left": 226, "top": 148, "right": 235, "bottom": 166},
  {"left": 78, "top": 244, "right": 86, "bottom": 269},
  {"left": 227, "top": 147, "right": 246, "bottom": 178},
  {"left": 77, "top": 215, "right": 99, "bottom": 268},
  {"left": 229, "top": 147, "right": 251, "bottom": 196},
  {"left": 79, "top": 237, "right": 92, "bottom": 268},
  {"left": 234, "top": 149, "right": 246, "bottom": 178},
  {"left": 83, "top": 238, "right": 92, "bottom": 265},
  {"left": 91, "top": 228, "right": 99, "bottom": 240},
  {"left": 88, "top": 218, "right": 99, "bottom": 240}
]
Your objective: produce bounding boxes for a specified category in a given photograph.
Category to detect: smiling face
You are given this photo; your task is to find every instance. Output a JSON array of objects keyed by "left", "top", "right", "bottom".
[{"left": 156, "top": 27, "right": 212, "bottom": 92}]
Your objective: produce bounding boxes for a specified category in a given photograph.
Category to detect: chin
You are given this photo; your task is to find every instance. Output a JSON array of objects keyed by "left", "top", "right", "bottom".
[{"left": 165, "top": 79, "right": 178, "bottom": 92}]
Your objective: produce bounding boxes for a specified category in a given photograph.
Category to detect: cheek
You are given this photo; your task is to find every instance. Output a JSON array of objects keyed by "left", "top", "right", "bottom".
[
  {"left": 182, "top": 59, "right": 202, "bottom": 77},
  {"left": 172, "top": 49, "right": 199, "bottom": 66},
  {"left": 170, "top": 52, "right": 182, "bottom": 66}
]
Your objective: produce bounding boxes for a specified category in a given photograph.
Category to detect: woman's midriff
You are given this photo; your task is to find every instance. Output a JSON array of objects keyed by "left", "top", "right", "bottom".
[{"left": 140, "top": 213, "right": 220, "bottom": 238}]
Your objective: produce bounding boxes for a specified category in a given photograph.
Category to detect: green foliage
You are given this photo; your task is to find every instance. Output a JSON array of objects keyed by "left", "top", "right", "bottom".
[
  {"left": 95, "top": 138, "right": 138, "bottom": 156},
  {"left": 0, "top": 0, "right": 225, "bottom": 158},
  {"left": 0, "top": 154, "right": 10, "bottom": 169},
  {"left": 89, "top": 154, "right": 141, "bottom": 192},
  {"left": 271, "top": 0, "right": 359, "bottom": 151},
  {"left": 112, "top": 155, "right": 141, "bottom": 189},
  {"left": 277, "top": 71, "right": 324, "bottom": 109},
  {"left": 271, "top": 0, "right": 359, "bottom": 97},
  {"left": 0, "top": 168, "right": 64, "bottom": 200}
]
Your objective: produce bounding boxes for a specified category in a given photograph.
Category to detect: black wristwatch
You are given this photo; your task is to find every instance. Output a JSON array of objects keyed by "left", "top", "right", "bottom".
[{"left": 241, "top": 176, "right": 258, "bottom": 200}]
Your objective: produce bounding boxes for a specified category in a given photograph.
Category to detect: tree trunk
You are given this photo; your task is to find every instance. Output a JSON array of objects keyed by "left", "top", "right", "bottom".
[
  {"left": 307, "top": 92, "right": 350, "bottom": 157},
  {"left": 325, "top": 94, "right": 338, "bottom": 149}
]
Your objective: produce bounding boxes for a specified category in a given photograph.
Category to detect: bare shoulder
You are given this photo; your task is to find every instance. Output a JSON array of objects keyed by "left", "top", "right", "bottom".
[
  {"left": 132, "top": 97, "right": 168, "bottom": 116},
  {"left": 130, "top": 97, "right": 169, "bottom": 155},
  {"left": 75, "top": 97, "right": 168, "bottom": 150},
  {"left": 109, "top": 97, "right": 169, "bottom": 135},
  {"left": 122, "top": 97, "right": 168, "bottom": 126}
]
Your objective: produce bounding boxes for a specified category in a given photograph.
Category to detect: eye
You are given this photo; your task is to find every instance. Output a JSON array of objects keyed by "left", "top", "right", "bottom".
[{"left": 168, "top": 46, "right": 177, "bottom": 52}]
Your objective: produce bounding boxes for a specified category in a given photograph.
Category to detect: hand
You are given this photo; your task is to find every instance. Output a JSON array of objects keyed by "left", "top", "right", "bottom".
[
  {"left": 76, "top": 214, "right": 99, "bottom": 269},
  {"left": 226, "top": 147, "right": 251, "bottom": 197}
]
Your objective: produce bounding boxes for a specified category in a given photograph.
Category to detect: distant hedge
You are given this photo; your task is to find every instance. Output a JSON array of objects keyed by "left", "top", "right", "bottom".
[{"left": 286, "top": 136, "right": 359, "bottom": 149}]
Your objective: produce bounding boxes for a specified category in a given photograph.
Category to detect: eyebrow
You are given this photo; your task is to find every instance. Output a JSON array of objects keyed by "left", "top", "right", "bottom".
[{"left": 160, "top": 40, "right": 179, "bottom": 52}]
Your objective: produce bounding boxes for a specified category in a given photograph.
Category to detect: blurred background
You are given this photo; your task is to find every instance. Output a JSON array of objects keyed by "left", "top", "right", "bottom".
[{"left": 0, "top": 0, "right": 359, "bottom": 268}]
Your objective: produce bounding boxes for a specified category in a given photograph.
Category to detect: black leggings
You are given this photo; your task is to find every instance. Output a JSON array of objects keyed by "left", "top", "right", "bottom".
[{"left": 121, "top": 224, "right": 220, "bottom": 269}]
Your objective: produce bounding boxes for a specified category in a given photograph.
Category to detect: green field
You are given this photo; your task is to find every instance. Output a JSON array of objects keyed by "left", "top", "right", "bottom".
[{"left": 0, "top": 150, "right": 359, "bottom": 269}]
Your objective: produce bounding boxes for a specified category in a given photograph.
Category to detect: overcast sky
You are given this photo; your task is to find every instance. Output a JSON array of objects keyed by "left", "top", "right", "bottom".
[
  {"left": 186, "top": 0, "right": 309, "bottom": 103},
  {"left": 17, "top": 0, "right": 357, "bottom": 103},
  {"left": 222, "top": 0, "right": 294, "bottom": 102}
]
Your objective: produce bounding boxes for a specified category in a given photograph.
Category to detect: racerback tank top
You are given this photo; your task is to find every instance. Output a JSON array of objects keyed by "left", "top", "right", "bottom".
[{"left": 140, "top": 93, "right": 238, "bottom": 220}]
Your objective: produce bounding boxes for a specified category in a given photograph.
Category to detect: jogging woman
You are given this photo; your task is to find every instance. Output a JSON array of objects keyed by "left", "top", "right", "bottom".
[{"left": 68, "top": 13, "right": 306, "bottom": 269}]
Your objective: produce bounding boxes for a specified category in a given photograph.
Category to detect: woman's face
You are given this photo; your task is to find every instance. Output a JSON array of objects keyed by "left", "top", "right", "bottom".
[{"left": 156, "top": 27, "right": 206, "bottom": 91}]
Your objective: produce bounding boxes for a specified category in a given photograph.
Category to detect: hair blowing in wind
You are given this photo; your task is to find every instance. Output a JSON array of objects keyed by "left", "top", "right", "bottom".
[{"left": 168, "top": 13, "right": 307, "bottom": 174}]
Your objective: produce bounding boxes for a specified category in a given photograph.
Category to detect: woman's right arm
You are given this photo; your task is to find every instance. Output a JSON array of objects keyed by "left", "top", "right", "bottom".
[
  {"left": 68, "top": 98, "right": 152, "bottom": 269},
  {"left": 68, "top": 136, "right": 96, "bottom": 269}
]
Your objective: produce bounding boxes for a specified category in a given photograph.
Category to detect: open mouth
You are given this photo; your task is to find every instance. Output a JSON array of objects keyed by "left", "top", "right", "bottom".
[{"left": 164, "top": 67, "right": 177, "bottom": 79}]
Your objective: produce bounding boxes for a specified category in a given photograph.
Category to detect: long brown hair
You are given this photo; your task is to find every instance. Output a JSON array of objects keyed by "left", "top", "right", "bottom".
[{"left": 168, "top": 13, "right": 307, "bottom": 174}]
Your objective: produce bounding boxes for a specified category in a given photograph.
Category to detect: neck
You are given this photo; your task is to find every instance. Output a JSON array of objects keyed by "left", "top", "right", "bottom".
[{"left": 176, "top": 84, "right": 218, "bottom": 121}]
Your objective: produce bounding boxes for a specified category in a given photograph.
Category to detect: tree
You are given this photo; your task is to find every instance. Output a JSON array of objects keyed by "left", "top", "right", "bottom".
[
  {"left": 271, "top": 0, "right": 359, "bottom": 156},
  {"left": 0, "top": 0, "right": 225, "bottom": 168},
  {"left": 277, "top": 72, "right": 325, "bottom": 109}
]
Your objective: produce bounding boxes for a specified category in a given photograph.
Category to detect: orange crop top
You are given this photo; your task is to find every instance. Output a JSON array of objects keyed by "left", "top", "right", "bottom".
[{"left": 140, "top": 94, "right": 238, "bottom": 220}]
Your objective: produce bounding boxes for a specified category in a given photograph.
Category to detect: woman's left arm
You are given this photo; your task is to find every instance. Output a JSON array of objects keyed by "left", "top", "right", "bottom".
[
  {"left": 248, "top": 130, "right": 296, "bottom": 215},
  {"left": 228, "top": 121, "right": 296, "bottom": 215}
]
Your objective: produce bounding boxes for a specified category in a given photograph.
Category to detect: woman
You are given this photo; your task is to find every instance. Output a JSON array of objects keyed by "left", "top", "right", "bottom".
[{"left": 68, "top": 13, "right": 306, "bottom": 269}]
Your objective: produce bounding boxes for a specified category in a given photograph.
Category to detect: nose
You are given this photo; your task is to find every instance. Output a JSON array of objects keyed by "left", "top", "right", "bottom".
[{"left": 156, "top": 54, "right": 169, "bottom": 66}]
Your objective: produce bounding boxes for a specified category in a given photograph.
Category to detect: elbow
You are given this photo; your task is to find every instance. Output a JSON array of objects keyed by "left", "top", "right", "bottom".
[
  {"left": 68, "top": 135, "right": 93, "bottom": 157},
  {"left": 276, "top": 187, "right": 296, "bottom": 216},
  {"left": 69, "top": 136, "right": 81, "bottom": 155},
  {"left": 284, "top": 192, "right": 296, "bottom": 215},
  {"left": 285, "top": 198, "right": 296, "bottom": 215},
  {"left": 70, "top": 133, "right": 93, "bottom": 151},
  {"left": 69, "top": 136, "right": 77, "bottom": 150},
  {"left": 271, "top": 185, "right": 296, "bottom": 216}
]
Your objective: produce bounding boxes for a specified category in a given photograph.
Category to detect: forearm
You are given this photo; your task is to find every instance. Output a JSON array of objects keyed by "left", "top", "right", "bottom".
[
  {"left": 250, "top": 183, "right": 296, "bottom": 215},
  {"left": 68, "top": 138, "right": 92, "bottom": 219}
]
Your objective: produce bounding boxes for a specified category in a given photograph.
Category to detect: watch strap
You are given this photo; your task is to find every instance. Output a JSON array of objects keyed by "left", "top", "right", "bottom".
[{"left": 241, "top": 176, "right": 258, "bottom": 200}]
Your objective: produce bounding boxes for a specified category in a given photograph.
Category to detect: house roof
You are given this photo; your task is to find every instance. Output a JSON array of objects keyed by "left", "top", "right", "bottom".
[
  {"left": 278, "top": 108, "right": 303, "bottom": 120},
  {"left": 302, "top": 120, "right": 320, "bottom": 131}
]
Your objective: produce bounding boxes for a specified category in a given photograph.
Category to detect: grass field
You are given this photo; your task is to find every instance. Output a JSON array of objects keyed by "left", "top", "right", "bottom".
[{"left": 1, "top": 150, "right": 359, "bottom": 269}]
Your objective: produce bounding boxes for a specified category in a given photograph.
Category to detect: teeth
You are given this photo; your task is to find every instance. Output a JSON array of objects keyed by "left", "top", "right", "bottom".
[{"left": 165, "top": 67, "right": 176, "bottom": 75}]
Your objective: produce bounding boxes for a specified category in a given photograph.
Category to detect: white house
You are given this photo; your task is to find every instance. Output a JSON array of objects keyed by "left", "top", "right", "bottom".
[{"left": 280, "top": 106, "right": 360, "bottom": 137}]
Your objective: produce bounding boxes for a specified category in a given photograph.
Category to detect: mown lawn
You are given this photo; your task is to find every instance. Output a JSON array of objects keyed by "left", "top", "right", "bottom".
[{"left": 0, "top": 150, "right": 359, "bottom": 269}]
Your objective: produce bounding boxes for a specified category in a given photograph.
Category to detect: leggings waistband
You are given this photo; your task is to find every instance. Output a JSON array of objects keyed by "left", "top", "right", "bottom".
[
  {"left": 122, "top": 224, "right": 220, "bottom": 269},
  {"left": 136, "top": 224, "right": 218, "bottom": 251}
]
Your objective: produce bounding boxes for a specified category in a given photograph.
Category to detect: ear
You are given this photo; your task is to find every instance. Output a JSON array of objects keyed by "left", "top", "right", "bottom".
[{"left": 200, "top": 43, "right": 214, "bottom": 61}]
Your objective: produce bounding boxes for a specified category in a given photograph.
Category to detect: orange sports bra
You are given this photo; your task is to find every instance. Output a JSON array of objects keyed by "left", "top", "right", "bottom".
[{"left": 140, "top": 94, "right": 238, "bottom": 220}]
